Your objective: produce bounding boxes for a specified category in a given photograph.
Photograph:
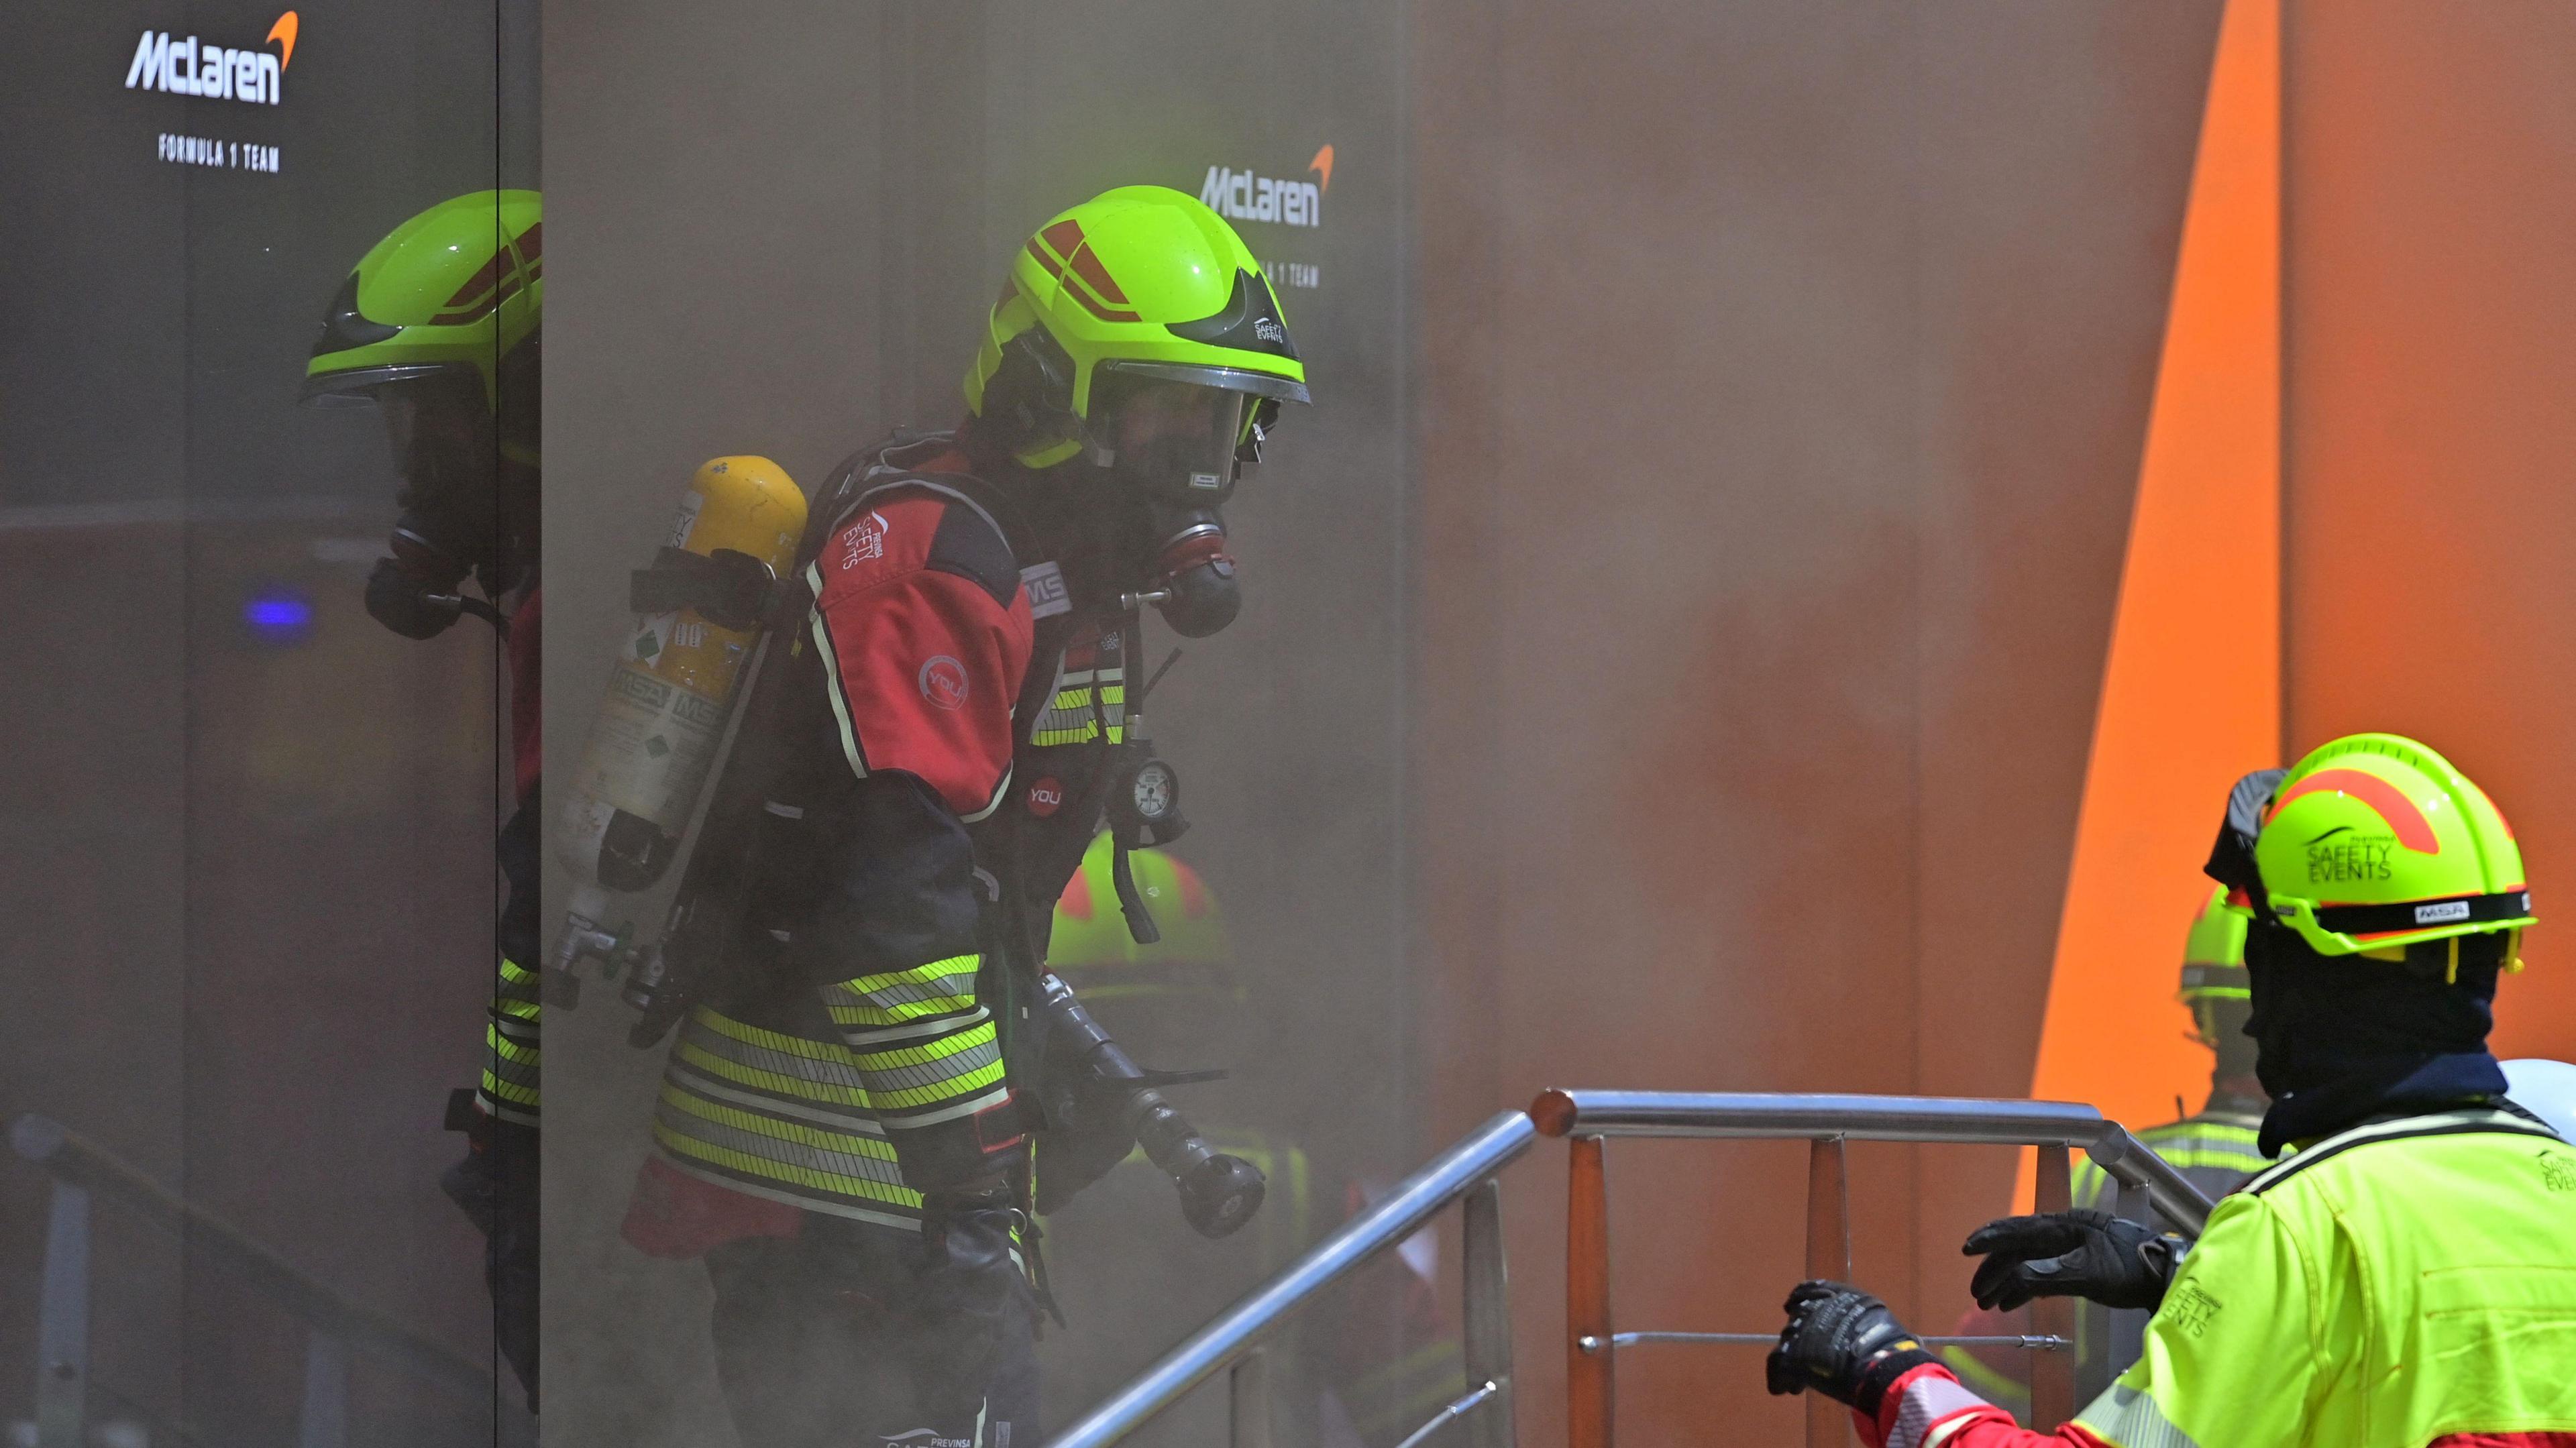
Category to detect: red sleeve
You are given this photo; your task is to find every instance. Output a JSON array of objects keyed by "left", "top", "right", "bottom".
[
  {"left": 508, "top": 584, "right": 541, "bottom": 803},
  {"left": 1862, "top": 1366, "right": 2116, "bottom": 1448},
  {"left": 808, "top": 496, "right": 1033, "bottom": 816}
]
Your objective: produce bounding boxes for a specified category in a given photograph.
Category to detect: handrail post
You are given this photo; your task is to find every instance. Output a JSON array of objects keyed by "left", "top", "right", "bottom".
[
  {"left": 2079, "top": 1174, "right": 2152, "bottom": 1401},
  {"left": 1805, "top": 1138, "right": 1853, "bottom": 1448},
  {"left": 1461, "top": 1176, "right": 1516, "bottom": 1448},
  {"left": 1566, "top": 1135, "right": 1613, "bottom": 1448},
  {"left": 298, "top": 1329, "right": 350, "bottom": 1448},
  {"left": 32, "top": 1177, "right": 90, "bottom": 1448},
  {"left": 2028, "top": 1146, "right": 2076, "bottom": 1430},
  {"left": 1227, "top": 1347, "right": 1271, "bottom": 1448}
]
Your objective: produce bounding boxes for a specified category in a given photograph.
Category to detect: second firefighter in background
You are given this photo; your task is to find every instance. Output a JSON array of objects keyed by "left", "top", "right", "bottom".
[
  {"left": 613, "top": 186, "right": 1311, "bottom": 1447},
  {"left": 1941, "top": 886, "right": 2269, "bottom": 1416}
]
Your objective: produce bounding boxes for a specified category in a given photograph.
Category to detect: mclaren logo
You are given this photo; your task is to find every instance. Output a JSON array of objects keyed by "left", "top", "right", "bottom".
[
  {"left": 125, "top": 11, "right": 298, "bottom": 104},
  {"left": 1199, "top": 144, "right": 1331, "bottom": 229}
]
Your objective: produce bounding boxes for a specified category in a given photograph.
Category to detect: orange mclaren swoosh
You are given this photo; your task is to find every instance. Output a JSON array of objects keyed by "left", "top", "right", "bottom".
[
  {"left": 1309, "top": 144, "right": 1335, "bottom": 192},
  {"left": 267, "top": 11, "right": 298, "bottom": 70}
]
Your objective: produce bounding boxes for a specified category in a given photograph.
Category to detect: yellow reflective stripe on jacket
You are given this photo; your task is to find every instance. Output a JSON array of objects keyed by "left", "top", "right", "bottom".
[
  {"left": 654, "top": 1004, "right": 929, "bottom": 1227},
  {"left": 821, "top": 958, "right": 1009, "bottom": 1119},
  {"left": 847, "top": 1018, "right": 1005, "bottom": 1112},
  {"left": 651, "top": 1111, "right": 922, "bottom": 1210},
  {"left": 824, "top": 954, "right": 982, "bottom": 1029},
  {"left": 1030, "top": 673, "right": 1127, "bottom": 747}
]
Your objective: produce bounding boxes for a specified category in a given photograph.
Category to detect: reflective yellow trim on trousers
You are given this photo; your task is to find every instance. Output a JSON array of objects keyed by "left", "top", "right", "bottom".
[{"left": 823, "top": 953, "right": 983, "bottom": 1027}]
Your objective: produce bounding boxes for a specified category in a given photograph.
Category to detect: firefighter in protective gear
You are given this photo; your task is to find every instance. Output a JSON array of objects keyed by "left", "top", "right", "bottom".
[
  {"left": 1770, "top": 733, "right": 2576, "bottom": 1448},
  {"left": 300, "top": 188, "right": 544, "bottom": 1408},
  {"left": 614, "top": 185, "right": 1307, "bottom": 1447},
  {"left": 1943, "top": 885, "right": 2272, "bottom": 1414}
]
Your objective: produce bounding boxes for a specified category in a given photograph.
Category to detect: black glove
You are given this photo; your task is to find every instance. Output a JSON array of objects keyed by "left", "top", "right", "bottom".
[
  {"left": 366, "top": 556, "right": 465, "bottom": 639},
  {"left": 1766, "top": 1281, "right": 1937, "bottom": 1413},
  {"left": 1963, "top": 1209, "right": 2185, "bottom": 1312}
]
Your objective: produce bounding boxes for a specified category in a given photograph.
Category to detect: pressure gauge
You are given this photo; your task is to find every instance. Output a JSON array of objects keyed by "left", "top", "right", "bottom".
[{"left": 1129, "top": 759, "right": 1179, "bottom": 824}]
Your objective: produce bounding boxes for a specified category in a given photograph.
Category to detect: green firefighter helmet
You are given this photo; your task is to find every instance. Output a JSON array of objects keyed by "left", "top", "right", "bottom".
[
  {"left": 2252, "top": 733, "right": 2534, "bottom": 958},
  {"left": 2180, "top": 884, "right": 2249, "bottom": 1003},
  {"left": 965, "top": 185, "right": 1309, "bottom": 469},
  {"left": 303, "top": 189, "right": 543, "bottom": 410},
  {"left": 1048, "top": 833, "right": 1237, "bottom": 1005}
]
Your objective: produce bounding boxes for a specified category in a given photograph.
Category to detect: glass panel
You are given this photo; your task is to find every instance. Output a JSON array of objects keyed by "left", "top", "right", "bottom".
[{"left": 1, "top": 3, "right": 534, "bottom": 1443}]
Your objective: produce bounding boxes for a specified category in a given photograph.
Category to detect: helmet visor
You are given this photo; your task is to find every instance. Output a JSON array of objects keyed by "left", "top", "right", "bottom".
[{"left": 1095, "top": 376, "right": 1249, "bottom": 498}]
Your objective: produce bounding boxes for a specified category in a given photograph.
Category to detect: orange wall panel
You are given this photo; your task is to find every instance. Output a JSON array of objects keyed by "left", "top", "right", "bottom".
[
  {"left": 2283, "top": 0, "right": 2576, "bottom": 1065},
  {"left": 1413, "top": 5, "right": 2222, "bottom": 1438},
  {"left": 2027, "top": 0, "right": 2279, "bottom": 1174}
]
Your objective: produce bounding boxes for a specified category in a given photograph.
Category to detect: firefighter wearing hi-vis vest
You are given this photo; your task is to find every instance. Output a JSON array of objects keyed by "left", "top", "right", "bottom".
[
  {"left": 1036, "top": 834, "right": 1470, "bottom": 1444},
  {"left": 1943, "top": 886, "right": 2272, "bottom": 1418},
  {"left": 298, "top": 189, "right": 544, "bottom": 1408},
  {"left": 1036, "top": 835, "right": 1315, "bottom": 1427},
  {"left": 1769, "top": 734, "right": 2576, "bottom": 1448},
  {"left": 610, "top": 186, "right": 1309, "bottom": 1447}
]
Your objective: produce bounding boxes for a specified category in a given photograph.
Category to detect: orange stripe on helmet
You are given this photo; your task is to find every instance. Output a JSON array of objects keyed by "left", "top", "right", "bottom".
[
  {"left": 1026, "top": 221, "right": 1143, "bottom": 323},
  {"left": 2267, "top": 767, "right": 2441, "bottom": 853}
]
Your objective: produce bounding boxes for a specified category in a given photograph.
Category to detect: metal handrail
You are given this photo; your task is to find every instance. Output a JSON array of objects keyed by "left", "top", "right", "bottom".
[
  {"left": 1531, "top": 1090, "right": 2216, "bottom": 1233},
  {"left": 1536, "top": 1090, "right": 2217, "bottom": 1448},
  {"left": 1041, "top": 1091, "right": 2217, "bottom": 1448},
  {"left": 10, "top": 1113, "right": 509, "bottom": 1446},
  {"left": 1044, "top": 1109, "right": 1539, "bottom": 1448}
]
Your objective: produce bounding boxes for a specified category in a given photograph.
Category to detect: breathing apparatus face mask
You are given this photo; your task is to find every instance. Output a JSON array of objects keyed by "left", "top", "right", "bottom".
[
  {"left": 1091, "top": 376, "right": 1256, "bottom": 638},
  {"left": 366, "top": 376, "right": 526, "bottom": 638}
]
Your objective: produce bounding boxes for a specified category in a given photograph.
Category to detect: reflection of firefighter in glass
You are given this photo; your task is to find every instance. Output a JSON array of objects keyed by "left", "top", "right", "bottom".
[
  {"left": 1767, "top": 734, "right": 2576, "bottom": 1448},
  {"left": 610, "top": 186, "right": 1309, "bottom": 1447},
  {"left": 297, "top": 190, "right": 545, "bottom": 1406},
  {"left": 1942, "top": 885, "right": 2271, "bottom": 1416}
]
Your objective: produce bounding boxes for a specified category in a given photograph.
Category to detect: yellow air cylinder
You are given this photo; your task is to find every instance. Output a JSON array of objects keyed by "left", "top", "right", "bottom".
[{"left": 555, "top": 457, "right": 806, "bottom": 920}]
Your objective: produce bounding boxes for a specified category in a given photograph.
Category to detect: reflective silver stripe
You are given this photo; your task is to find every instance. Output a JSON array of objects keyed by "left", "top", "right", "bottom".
[
  {"left": 960, "top": 762, "right": 1012, "bottom": 824},
  {"left": 679, "top": 1007, "right": 870, "bottom": 1105},
  {"left": 885, "top": 1082, "right": 1014, "bottom": 1129},
  {"left": 665, "top": 1060, "right": 885, "bottom": 1133},
  {"left": 650, "top": 1146, "right": 922, "bottom": 1233},
  {"left": 492, "top": 1015, "right": 540, "bottom": 1044},
  {"left": 480, "top": 1099, "right": 539, "bottom": 1128},
  {"left": 2246, "top": 1106, "right": 2562, "bottom": 1194},
  {"left": 806, "top": 559, "right": 869, "bottom": 781},
  {"left": 828, "top": 962, "right": 980, "bottom": 1014},
  {"left": 835, "top": 1009, "right": 986, "bottom": 1047},
  {"left": 1888, "top": 1372, "right": 1992, "bottom": 1448},
  {"left": 652, "top": 1089, "right": 910, "bottom": 1194},
  {"left": 853, "top": 1027, "right": 1004, "bottom": 1099},
  {"left": 2074, "top": 1382, "right": 2203, "bottom": 1448},
  {"left": 485, "top": 1045, "right": 539, "bottom": 1087}
]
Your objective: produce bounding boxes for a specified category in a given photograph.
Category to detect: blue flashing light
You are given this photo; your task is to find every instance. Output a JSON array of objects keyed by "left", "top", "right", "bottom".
[{"left": 243, "top": 586, "right": 315, "bottom": 644}]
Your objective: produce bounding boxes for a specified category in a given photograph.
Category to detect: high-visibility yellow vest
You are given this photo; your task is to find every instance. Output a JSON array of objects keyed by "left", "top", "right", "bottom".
[{"left": 2074, "top": 1104, "right": 2576, "bottom": 1447}]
